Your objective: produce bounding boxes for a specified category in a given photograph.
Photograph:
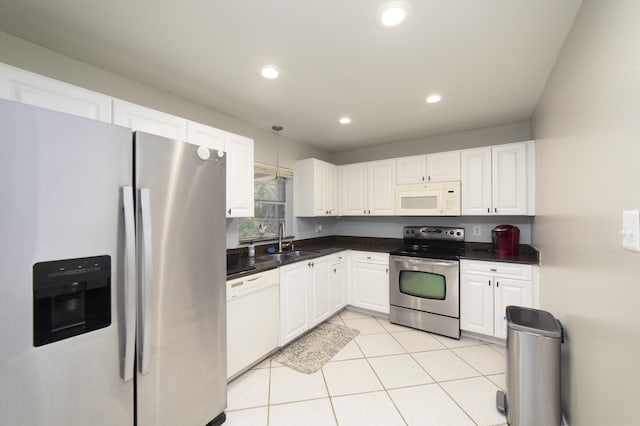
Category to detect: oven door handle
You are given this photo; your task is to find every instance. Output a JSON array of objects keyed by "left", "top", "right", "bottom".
[{"left": 390, "top": 256, "right": 459, "bottom": 268}]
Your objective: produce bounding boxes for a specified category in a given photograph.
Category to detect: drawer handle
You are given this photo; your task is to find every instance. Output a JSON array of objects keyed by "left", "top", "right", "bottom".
[
  {"left": 246, "top": 276, "right": 261, "bottom": 282},
  {"left": 366, "top": 256, "right": 372, "bottom": 260},
  {"left": 490, "top": 268, "right": 497, "bottom": 272}
]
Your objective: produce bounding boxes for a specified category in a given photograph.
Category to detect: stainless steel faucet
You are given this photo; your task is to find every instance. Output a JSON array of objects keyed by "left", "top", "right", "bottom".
[
  {"left": 278, "top": 222, "right": 293, "bottom": 252},
  {"left": 278, "top": 222, "right": 286, "bottom": 252}
]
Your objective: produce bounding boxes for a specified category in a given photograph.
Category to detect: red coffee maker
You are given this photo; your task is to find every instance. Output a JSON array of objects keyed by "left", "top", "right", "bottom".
[{"left": 492, "top": 225, "right": 520, "bottom": 256}]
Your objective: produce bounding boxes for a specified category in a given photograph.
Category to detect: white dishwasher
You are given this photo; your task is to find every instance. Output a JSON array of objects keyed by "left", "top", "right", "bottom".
[{"left": 226, "top": 268, "right": 279, "bottom": 380}]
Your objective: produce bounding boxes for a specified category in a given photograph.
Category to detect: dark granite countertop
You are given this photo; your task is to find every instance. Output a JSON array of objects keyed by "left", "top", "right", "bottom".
[{"left": 226, "top": 236, "right": 539, "bottom": 279}]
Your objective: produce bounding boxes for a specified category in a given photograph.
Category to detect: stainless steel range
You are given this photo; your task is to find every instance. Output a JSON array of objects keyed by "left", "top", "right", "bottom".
[{"left": 389, "top": 226, "right": 464, "bottom": 339}]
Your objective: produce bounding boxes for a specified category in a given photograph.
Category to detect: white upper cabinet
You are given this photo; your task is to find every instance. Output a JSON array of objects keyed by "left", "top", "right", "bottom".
[
  {"left": 396, "top": 151, "right": 460, "bottom": 184},
  {"left": 112, "top": 99, "right": 187, "bottom": 141},
  {"left": 340, "top": 160, "right": 395, "bottom": 216},
  {"left": 186, "top": 120, "right": 226, "bottom": 150},
  {"left": 461, "top": 141, "right": 534, "bottom": 216},
  {"left": 0, "top": 63, "right": 112, "bottom": 122},
  {"left": 294, "top": 158, "right": 338, "bottom": 217},
  {"left": 461, "top": 147, "right": 492, "bottom": 215},
  {"left": 396, "top": 155, "right": 427, "bottom": 184},
  {"left": 492, "top": 143, "right": 528, "bottom": 215},
  {"left": 367, "top": 160, "right": 396, "bottom": 215},
  {"left": 340, "top": 163, "right": 368, "bottom": 215},
  {"left": 224, "top": 132, "right": 254, "bottom": 218},
  {"left": 187, "top": 121, "right": 255, "bottom": 218}
]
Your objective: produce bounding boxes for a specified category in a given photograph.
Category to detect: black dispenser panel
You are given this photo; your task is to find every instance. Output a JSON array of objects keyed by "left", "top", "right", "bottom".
[{"left": 33, "top": 255, "right": 111, "bottom": 347}]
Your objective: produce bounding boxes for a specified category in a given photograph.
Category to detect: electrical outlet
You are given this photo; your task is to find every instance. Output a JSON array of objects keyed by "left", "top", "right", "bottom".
[
  {"left": 621, "top": 210, "right": 640, "bottom": 252},
  {"left": 473, "top": 225, "right": 481, "bottom": 236},
  {"left": 316, "top": 224, "right": 323, "bottom": 233}
]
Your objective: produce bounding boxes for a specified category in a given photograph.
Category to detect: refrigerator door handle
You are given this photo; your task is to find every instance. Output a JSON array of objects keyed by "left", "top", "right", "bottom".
[
  {"left": 139, "top": 187, "right": 153, "bottom": 375},
  {"left": 122, "top": 186, "right": 136, "bottom": 382}
]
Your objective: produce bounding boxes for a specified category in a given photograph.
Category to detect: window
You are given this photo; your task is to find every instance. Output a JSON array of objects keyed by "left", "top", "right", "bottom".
[{"left": 238, "top": 164, "right": 291, "bottom": 242}]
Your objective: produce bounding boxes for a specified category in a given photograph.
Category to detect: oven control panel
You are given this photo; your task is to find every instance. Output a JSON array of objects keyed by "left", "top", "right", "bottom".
[{"left": 402, "top": 226, "right": 464, "bottom": 241}]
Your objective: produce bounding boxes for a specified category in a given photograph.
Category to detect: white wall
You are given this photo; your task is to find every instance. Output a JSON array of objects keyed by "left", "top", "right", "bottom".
[
  {"left": 531, "top": 1, "right": 640, "bottom": 424},
  {"left": 330, "top": 121, "right": 530, "bottom": 165},
  {"left": 332, "top": 216, "right": 532, "bottom": 244},
  {"left": 0, "top": 31, "right": 330, "bottom": 169}
]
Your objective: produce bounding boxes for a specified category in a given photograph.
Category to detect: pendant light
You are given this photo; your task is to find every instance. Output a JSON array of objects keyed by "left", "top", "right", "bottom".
[{"left": 272, "top": 125, "right": 283, "bottom": 179}]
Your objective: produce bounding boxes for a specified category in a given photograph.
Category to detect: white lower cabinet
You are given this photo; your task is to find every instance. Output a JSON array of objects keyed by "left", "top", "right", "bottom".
[
  {"left": 279, "top": 261, "right": 310, "bottom": 346},
  {"left": 460, "top": 260, "right": 534, "bottom": 339},
  {"left": 350, "top": 251, "right": 390, "bottom": 314},
  {"left": 330, "top": 252, "right": 348, "bottom": 312},
  {"left": 279, "top": 251, "right": 350, "bottom": 346}
]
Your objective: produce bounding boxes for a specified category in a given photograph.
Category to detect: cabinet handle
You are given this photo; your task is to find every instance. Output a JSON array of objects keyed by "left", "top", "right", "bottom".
[
  {"left": 368, "top": 210, "right": 371, "bottom": 214},
  {"left": 487, "top": 207, "right": 490, "bottom": 213},
  {"left": 308, "top": 262, "right": 312, "bottom": 267},
  {"left": 385, "top": 268, "right": 388, "bottom": 273},
  {"left": 494, "top": 207, "right": 497, "bottom": 213},
  {"left": 428, "top": 176, "right": 431, "bottom": 181},
  {"left": 422, "top": 176, "right": 425, "bottom": 181},
  {"left": 366, "top": 256, "right": 372, "bottom": 259},
  {"left": 363, "top": 209, "right": 366, "bottom": 214},
  {"left": 496, "top": 281, "right": 499, "bottom": 287},
  {"left": 490, "top": 268, "right": 497, "bottom": 272},
  {"left": 333, "top": 268, "right": 336, "bottom": 273},
  {"left": 488, "top": 280, "right": 491, "bottom": 286},
  {"left": 228, "top": 208, "right": 232, "bottom": 215},
  {"left": 311, "top": 262, "right": 315, "bottom": 267}
]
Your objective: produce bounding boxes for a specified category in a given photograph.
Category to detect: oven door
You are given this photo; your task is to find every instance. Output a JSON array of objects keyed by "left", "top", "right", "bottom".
[{"left": 389, "top": 255, "right": 459, "bottom": 318}]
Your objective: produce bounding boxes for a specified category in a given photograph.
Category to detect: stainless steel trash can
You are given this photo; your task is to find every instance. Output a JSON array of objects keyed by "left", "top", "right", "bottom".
[{"left": 496, "top": 306, "right": 563, "bottom": 426}]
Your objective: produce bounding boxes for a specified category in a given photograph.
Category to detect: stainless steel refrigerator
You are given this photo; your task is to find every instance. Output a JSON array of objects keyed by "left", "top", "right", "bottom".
[{"left": 0, "top": 98, "right": 227, "bottom": 426}]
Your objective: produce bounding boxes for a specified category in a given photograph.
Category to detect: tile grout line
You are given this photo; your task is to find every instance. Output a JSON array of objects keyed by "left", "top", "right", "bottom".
[{"left": 362, "top": 318, "right": 409, "bottom": 425}]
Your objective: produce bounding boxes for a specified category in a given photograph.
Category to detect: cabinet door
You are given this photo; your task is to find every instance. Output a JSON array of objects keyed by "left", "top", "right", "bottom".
[
  {"left": 310, "top": 257, "right": 331, "bottom": 326},
  {"left": 461, "top": 147, "right": 492, "bottom": 215},
  {"left": 186, "top": 120, "right": 226, "bottom": 151},
  {"left": 225, "top": 132, "right": 254, "bottom": 218},
  {"left": 367, "top": 159, "right": 396, "bottom": 216},
  {"left": 351, "top": 261, "right": 389, "bottom": 314},
  {"left": 426, "top": 151, "right": 461, "bottom": 182},
  {"left": 315, "top": 160, "right": 330, "bottom": 216},
  {"left": 460, "top": 274, "right": 494, "bottom": 336},
  {"left": 396, "top": 155, "right": 427, "bottom": 184},
  {"left": 326, "top": 163, "right": 339, "bottom": 215},
  {"left": 331, "top": 261, "right": 347, "bottom": 312},
  {"left": 0, "top": 64, "right": 112, "bottom": 123},
  {"left": 279, "top": 262, "right": 310, "bottom": 345},
  {"left": 112, "top": 99, "right": 187, "bottom": 140},
  {"left": 492, "top": 143, "right": 527, "bottom": 215},
  {"left": 493, "top": 278, "right": 533, "bottom": 339},
  {"left": 340, "top": 163, "right": 368, "bottom": 215}
]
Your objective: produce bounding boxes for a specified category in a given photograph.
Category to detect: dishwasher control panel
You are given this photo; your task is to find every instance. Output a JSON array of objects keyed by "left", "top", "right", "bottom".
[{"left": 226, "top": 268, "right": 279, "bottom": 301}]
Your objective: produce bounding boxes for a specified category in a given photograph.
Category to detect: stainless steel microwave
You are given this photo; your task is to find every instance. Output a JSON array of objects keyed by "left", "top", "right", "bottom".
[{"left": 395, "top": 181, "right": 461, "bottom": 216}]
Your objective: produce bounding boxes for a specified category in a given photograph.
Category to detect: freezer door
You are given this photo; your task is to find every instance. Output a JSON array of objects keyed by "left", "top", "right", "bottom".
[
  {"left": 135, "top": 132, "right": 227, "bottom": 426},
  {"left": 0, "top": 99, "right": 134, "bottom": 425}
]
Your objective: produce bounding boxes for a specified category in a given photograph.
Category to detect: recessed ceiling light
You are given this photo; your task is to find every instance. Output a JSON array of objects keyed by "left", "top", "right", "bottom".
[
  {"left": 339, "top": 117, "right": 352, "bottom": 124},
  {"left": 379, "top": 2, "right": 410, "bottom": 28},
  {"left": 426, "top": 94, "right": 442, "bottom": 104},
  {"left": 261, "top": 66, "right": 280, "bottom": 79}
]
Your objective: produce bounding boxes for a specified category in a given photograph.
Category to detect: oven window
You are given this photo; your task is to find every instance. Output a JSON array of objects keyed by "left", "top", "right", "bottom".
[{"left": 399, "top": 271, "right": 446, "bottom": 300}]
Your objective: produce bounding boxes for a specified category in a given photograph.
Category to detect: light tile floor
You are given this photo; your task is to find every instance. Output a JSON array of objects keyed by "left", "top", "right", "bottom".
[{"left": 226, "top": 309, "right": 507, "bottom": 426}]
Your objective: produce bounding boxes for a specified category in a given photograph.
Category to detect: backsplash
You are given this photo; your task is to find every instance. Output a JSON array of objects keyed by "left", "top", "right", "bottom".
[{"left": 227, "top": 215, "right": 532, "bottom": 248}]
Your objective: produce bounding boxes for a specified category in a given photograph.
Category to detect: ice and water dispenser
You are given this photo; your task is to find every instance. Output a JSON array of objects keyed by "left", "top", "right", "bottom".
[{"left": 33, "top": 256, "right": 111, "bottom": 346}]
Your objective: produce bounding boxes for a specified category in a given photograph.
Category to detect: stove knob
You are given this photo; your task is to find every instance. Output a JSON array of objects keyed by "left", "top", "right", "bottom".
[{"left": 456, "top": 232, "right": 461, "bottom": 236}]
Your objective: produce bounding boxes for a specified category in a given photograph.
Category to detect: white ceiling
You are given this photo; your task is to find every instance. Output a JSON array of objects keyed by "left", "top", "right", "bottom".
[{"left": 0, "top": 0, "right": 582, "bottom": 151}]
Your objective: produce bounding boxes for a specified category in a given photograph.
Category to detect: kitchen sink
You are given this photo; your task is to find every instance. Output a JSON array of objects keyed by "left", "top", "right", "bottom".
[{"left": 255, "top": 250, "right": 319, "bottom": 262}]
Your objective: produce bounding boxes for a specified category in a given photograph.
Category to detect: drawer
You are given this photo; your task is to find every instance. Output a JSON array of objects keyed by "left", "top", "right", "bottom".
[
  {"left": 328, "top": 250, "right": 348, "bottom": 265},
  {"left": 460, "top": 259, "right": 532, "bottom": 281},
  {"left": 351, "top": 250, "right": 389, "bottom": 265}
]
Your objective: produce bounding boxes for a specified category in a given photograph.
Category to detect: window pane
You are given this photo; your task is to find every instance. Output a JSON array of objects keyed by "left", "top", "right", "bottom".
[{"left": 239, "top": 173, "right": 288, "bottom": 242}]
